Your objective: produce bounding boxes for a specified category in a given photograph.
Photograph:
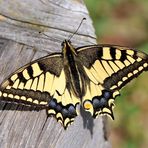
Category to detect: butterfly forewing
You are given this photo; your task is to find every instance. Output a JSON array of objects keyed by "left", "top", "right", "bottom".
[
  {"left": 77, "top": 45, "right": 148, "bottom": 118},
  {"left": 0, "top": 53, "right": 80, "bottom": 128}
]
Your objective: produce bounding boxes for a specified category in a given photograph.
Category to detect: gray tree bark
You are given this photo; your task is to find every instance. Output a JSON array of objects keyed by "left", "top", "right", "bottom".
[{"left": 0, "top": 0, "right": 111, "bottom": 148}]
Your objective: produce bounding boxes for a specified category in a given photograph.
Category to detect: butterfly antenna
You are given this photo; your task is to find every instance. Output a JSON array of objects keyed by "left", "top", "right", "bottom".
[
  {"left": 39, "top": 31, "right": 61, "bottom": 43},
  {"left": 68, "top": 17, "right": 86, "bottom": 41}
]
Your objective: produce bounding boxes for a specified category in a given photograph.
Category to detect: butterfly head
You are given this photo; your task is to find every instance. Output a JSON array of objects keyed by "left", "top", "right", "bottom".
[{"left": 62, "top": 40, "right": 77, "bottom": 56}]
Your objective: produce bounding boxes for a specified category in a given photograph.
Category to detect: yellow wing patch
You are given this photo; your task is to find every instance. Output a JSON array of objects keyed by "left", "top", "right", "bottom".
[
  {"left": 102, "top": 47, "right": 112, "bottom": 60},
  {"left": 32, "top": 63, "right": 43, "bottom": 77},
  {"left": 43, "top": 72, "right": 54, "bottom": 93},
  {"left": 22, "top": 69, "right": 30, "bottom": 80}
]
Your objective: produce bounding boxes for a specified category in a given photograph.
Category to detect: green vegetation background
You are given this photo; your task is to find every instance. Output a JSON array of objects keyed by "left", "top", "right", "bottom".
[{"left": 84, "top": 0, "right": 148, "bottom": 148}]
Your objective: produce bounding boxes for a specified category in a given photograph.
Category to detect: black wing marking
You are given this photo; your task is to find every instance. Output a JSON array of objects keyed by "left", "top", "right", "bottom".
[{"left": 77, "top": 45, "right": 148, "bottom": 118}]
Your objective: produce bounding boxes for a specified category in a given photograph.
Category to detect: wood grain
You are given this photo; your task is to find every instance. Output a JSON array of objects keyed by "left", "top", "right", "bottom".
[{"left": 0, "top": 0, "right": 111, "bottom": 148}]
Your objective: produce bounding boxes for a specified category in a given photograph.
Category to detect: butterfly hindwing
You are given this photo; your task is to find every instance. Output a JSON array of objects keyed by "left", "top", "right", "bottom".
[
  {"left": 0, "top": 53, "right": 80, "bottom": 128},
  {"left": 77, "top": 45, "right": 148, "bottom": 118},
  {"left": 48, "top": 88, "right": 79, "bottom": 128}
]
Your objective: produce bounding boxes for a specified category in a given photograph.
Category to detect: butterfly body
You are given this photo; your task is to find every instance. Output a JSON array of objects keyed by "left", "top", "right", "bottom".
[
  {"left": 0, "top": 40, "right": 148, "bottom": 128},
  {"left": 62, "top": 40, "right": 86, "bottom": 98}
]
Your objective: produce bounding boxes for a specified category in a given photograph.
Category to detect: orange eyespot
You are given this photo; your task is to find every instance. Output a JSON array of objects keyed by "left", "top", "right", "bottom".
[{"left": 83, "top": 101, "right": 92, "bottom": 110}]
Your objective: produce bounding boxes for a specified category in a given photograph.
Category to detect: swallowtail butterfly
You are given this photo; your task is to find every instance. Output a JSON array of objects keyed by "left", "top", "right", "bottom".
[{"left": 0, "top": 40, "right": 148, "bottom": 129}]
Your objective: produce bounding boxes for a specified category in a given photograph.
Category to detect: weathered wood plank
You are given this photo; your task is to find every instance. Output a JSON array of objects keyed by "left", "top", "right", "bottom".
[{"left": 0, "top": 0, "right": 111, "bottom": 148}]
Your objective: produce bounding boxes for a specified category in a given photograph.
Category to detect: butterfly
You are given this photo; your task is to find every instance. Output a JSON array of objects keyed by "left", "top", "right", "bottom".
[{"left": 0, "top": 40, "right": 148, "bottom": 129}]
